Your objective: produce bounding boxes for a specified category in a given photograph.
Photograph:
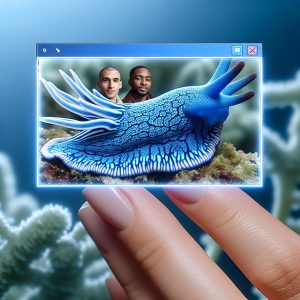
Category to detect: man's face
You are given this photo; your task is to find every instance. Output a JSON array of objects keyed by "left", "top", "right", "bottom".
[
  {"left": 129, "top": 68, "right": 152, "bottom": 96},
  {"left": 97, "top": 70, "right": 122, "bottom": 100}
]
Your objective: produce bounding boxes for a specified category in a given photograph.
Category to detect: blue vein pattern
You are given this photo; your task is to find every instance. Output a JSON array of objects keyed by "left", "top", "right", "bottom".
[{"left": 40, "top": 59, "right": 256, "bottom": 178}]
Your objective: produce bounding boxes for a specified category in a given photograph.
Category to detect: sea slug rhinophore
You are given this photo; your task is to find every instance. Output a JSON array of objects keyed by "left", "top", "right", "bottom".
[{"left": 40, "top": 59, "right": 256, "bottom": 178}]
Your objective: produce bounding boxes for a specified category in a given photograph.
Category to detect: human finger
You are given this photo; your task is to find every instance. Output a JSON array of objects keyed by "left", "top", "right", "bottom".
[
  {"left": 165, "top": 187, "right": 300, "bottom": 299},
  {"left": 82, "top": 187, "right": 246, "bottom": 300},
  {"left": 106, "top": 276, "right": 130, "bottom": 300},
  {"left": 79, "top": 202, "right": 162, "bottom": 299}
]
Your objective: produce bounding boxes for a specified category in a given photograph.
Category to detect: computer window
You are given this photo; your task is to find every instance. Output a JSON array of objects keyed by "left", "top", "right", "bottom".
[{"left": 36, "top": 43, "right": 263, "bottom": 187}]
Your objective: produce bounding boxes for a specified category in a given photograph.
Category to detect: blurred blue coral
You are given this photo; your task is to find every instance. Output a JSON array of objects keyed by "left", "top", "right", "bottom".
[{"left": 0, "top": 153, "right": 111, "bottom": 300}]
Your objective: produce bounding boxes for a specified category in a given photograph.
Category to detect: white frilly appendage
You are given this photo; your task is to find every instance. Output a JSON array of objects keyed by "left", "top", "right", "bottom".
[{"left": 40, "top": 69, "right": 126, "bottom": 133}]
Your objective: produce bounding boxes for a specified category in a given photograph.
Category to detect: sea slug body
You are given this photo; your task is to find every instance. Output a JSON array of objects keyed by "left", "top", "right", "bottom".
[{"left": 40, "top": 59, "right": 256, "bottom": 178}]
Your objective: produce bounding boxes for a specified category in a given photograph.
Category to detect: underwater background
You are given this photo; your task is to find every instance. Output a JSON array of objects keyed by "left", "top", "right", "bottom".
[{"left": 1, "top": 0, "right": 300, "bottom": 299}]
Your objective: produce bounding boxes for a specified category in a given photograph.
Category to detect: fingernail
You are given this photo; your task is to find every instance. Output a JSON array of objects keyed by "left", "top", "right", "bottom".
[
  {"left": 78, "top": 204, "right": 114, "bottom": 254},
  {"left": 164, "top": 187, "right": 205, "bottom": 204},
  {"left": 83, "top": 187, "right": 134, "bottom": 230},
  {"left": 79, "top": 201, "right": 90, "bottom": 211}
]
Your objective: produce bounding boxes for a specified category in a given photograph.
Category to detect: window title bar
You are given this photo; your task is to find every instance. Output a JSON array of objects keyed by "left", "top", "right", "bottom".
[{"left": 36, "top": 43, "right": 262, "bottom": 58}]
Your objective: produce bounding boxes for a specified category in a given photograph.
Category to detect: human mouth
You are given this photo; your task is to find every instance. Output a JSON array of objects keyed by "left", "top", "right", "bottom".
[{"left": 139, "top": 88, "right": 148, "bottom": 93}]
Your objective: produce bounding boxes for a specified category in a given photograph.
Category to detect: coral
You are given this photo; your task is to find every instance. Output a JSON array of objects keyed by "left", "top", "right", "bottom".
[
  {"left": 39, "top": 59, "right": 256, "bottom": 179},
  {"left": 0, "top": 153, "right": 111, "bottom": 300},
  {"left": 174, "top": 143, "right": 259, "bottom": 184},
  {"left": 263, "top": 72, "right": 300, "bottom": 229}
]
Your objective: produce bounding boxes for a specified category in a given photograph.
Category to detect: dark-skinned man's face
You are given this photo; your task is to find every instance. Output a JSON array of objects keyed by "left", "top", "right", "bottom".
[{"left": 129, "top": 68, "right": 152, "bottom": 96}]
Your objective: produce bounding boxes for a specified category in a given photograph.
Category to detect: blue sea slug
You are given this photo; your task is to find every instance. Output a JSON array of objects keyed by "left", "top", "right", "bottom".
[{"left": 40, "top": 59, "right": 256, "bottom": 178}]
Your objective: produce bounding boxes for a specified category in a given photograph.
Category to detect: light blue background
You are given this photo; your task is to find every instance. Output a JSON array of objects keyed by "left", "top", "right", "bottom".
[{"left": 1, "top": 1, "right": 300, "bottom": 298}]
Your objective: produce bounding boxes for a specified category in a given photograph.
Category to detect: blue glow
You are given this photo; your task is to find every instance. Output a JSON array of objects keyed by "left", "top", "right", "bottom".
[{"left": 36, "top": 46, "right": 263, "bottom": 187}]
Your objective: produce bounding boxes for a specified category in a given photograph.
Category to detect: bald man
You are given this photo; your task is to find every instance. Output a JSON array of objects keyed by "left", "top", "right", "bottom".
[{"left": 97, "top": 66, "right": 123, "bottom": 104}]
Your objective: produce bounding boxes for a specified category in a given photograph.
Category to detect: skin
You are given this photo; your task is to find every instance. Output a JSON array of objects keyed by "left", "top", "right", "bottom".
[
  {"left": 129, "top": 68, "right": 152, "bottom": 97},
  {"left": 97, "top": 69, "right": 122, "bottom": 102},
  {"left": 79, "top": 187, "right": 300, "bottom": 300}
]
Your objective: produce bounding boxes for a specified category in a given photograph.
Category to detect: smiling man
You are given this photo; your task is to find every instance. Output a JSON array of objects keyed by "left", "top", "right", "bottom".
[
  {"left": 97, "top": 66, "right": 123, "bottom": 104},
  {"left": 122, "top": 66, "right": 154, "bottom": 103}
]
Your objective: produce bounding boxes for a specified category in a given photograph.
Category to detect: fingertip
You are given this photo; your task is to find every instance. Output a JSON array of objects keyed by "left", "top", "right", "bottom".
[
  {"left": 164, "top": 186, "right": 242, "bottom": 205},
  {"left": 78, "top": 201, "right": 90, "bottom": 212},
  {"left": 106, "top": 275, "right": 129, "bottom": 300},
  {"left": 164, "top": 187, "right": 207, "bottom": 204},
  {"left": 82, "top": 186, "right": 134, "bottom": 231},
  {"left": 78, "top": 201, "right": 92, "bottom": 221},
  {"left": 105, "top": 275, "right": 115, "bottom": 290}
]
